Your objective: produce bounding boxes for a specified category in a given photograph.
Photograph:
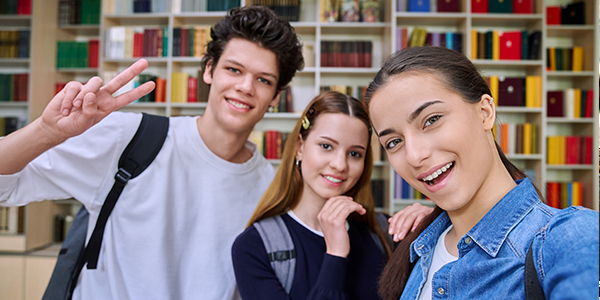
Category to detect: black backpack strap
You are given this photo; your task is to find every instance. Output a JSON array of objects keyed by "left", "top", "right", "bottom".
[
  {"left": 525, "top": 241, "right": 545, "bottom": 300},
  {"left": 69, "top": 113, "right": 169, "bottom": 294}
]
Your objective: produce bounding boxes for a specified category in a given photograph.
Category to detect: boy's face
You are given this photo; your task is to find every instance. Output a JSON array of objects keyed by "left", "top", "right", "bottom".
[{"left": 203, "top": 38, "right": 281, "bottom": 134}]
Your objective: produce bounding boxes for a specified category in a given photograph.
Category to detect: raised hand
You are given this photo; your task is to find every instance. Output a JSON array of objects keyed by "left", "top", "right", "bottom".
[
  {"left": 387, "top": 203, "right": 434, "bottom": 242},
  {"left": 318, "top": 196, "right": 366, "bottom": 258},
  {"left": 40, "top": 59, "right": 155, "bottom": 143}
]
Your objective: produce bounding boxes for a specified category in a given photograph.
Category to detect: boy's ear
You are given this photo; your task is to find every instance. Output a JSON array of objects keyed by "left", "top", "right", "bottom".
[
  {"left": 203, "top": 60, "right": 214, "bottom": 85},
  {"left": 480, "top": 94, "right": 495, "bottom": 131},
  {"left": 296, "top": 134, "right": 304, "bottom": 161}
]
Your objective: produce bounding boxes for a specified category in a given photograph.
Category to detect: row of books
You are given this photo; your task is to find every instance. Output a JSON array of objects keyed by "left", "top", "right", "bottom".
[
  {"left": 0, "top": 207, "right": 24, "bottom": 234},
  {"left": 0, "top": 30, "right": 30, "bottom": 59},
  {"left": 249, "top": 130, "right": 291, "bottom": 160},
  {"left": 171, "top": 71, "right": 209, "bottom": 103},
  {"left": 320, "top": 41, "right": 373, "bottom": 68},
  {"left": 398, "top": 0, "right": 533, "bottom": 13},
  {"left": 56, "top": 40, "right": 99, "bottom": 69},
  {"left": 396, "top": 28, "right": 462, "bottom": 53},
  {"left": 172, "top": 26, "right": 211, "bottom": 57},
  {"left": 0, "top": 116, "right": 26, "bottom": 136},
  {"left": 487, "top": 76, "right": 542, "bottom": 108},
  {"left": 471, "top": 30, "right": 541, "bottom": 61},
  {"left": 547, "top": 135, "right": 593, "bottom": 165},
  {"left": 546, "top": 47, "right": 584, "bottom": 72},
  {"left": 0, "top": 0, "right": 30, "bottom": 15},
  {"left": 58, "top": 0, "right": 101, "bottom": 26},
  {"left": 173, "top": 0, "right": 240, "bottom": 12},
  {"left": 105, "top": 27, "right": 168, "bottom": 59},
  {"left": 546, "top": 181, "right": 583, "bottom": 209},
  {"left": 547, "top": 89, "right": 594, "bottom": 118},
  {"left": 104, "top": 0, "right": 170, "bottom": 14},
  {"left": 320, "top": 85, "right": 368, "bottom": 102},
  {"left": 252, "top": 0, "right": 301, "bottom": 22},
  {"left": 494, "top": 122, "right": 539, "bottom": 156},
  {"left": 267, "top": 86, "right": 294, "bottom": 113},
  {"left": 0, "top": 73, "right": 28, "bottom": 102},
  {"left": 546, "top": 2, "right": 585, "bottom": 25},
  {"left": 394, "top": 173, "right": 428, "bottom": 200},
  {"left": 321, "top": 0, "right": 381, "bottom": 22}
]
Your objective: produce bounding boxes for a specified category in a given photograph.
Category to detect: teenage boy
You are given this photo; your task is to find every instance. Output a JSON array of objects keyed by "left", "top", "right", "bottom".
[{"left": 0, "top": 6, "right": 303, "bottom": 300}]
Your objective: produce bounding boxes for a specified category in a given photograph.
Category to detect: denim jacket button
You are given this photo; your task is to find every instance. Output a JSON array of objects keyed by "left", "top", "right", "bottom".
[
  {"left": 464, "top": 237, "right": 472, "bottom": 244},
  {"left": 438, "top": 287, "right": 445, "bottom": 295}
]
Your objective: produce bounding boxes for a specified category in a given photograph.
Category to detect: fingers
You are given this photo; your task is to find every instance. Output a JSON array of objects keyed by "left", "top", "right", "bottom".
[
  {"left": 388, "top": 203, "right": 434, "bottom": 242},
  {"left": 60, "top": 82, "right": 83, "bottom": 116},
  {"left": 101, "top": 59, "right": 149, "bottom": 95},
  {"left": 60, "top": 77, "right": 103, "bottom": 116},
  {"left": 81, "top": 91, "right": 98, "bottom": 121},
  {"left": 319, "top": 196, "right": 365, "bottom": 224},
  {"left": 112, "top": 81, "right": 156, "bottom": 107}
]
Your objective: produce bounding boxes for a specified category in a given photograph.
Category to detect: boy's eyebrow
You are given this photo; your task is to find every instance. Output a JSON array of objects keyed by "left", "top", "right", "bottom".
[
  {"left": 225, "top": 59, "right": 278, "bottom": 81},
  {"left": 377, "top": 100, "right": 443, "bottom": 137}
]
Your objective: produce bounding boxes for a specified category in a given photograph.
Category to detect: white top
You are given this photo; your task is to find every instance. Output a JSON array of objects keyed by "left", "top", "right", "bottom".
[
  {"left": 0, "top": 112, "right": 276, "bottom": 300},
  {"left": 418, "top": 225, "right": 458, "bottom": 300}
]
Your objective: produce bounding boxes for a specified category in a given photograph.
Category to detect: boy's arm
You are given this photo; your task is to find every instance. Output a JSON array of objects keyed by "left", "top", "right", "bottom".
[{"left": 0, "top": 59, "right": 154, "bottom": 175}]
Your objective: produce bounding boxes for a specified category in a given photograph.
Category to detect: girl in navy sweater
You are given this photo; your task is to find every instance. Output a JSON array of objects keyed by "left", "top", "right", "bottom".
[{"left": 232, "top": 91, "right": 432, "bottom": 299}]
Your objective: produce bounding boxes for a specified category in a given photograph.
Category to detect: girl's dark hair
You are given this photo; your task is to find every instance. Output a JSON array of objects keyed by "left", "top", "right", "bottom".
[
  {"left": 201, "top": 6, "right": 304, "bottom": 92},
  {"left": 364, "top": 46, "right": 534, "bottom": 300}
]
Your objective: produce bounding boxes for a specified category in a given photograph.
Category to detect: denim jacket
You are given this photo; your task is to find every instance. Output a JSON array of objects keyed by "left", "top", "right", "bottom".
[{"left": 401, "top": 178, "right": 599, "bottom": 300}]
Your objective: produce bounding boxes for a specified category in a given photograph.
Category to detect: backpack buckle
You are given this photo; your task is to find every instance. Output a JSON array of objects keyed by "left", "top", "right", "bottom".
[{"left": 114, "top": 168, "right": 132, "bottom": 184}]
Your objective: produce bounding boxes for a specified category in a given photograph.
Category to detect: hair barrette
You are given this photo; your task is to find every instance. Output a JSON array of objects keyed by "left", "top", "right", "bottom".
[{"left": 301, "top": 116, "right": 310, "bottom": 130}]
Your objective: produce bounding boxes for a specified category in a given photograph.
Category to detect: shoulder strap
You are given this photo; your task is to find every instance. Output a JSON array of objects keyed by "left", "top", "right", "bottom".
[
  {"left": 525, "top": 240, "right": 545, "bottom": 300},
  {"left": 70, "top": 113, "right": 169, "bottom": 294},
  {"left": 254, "top": 215, "right": 296, "bottom": 294}
]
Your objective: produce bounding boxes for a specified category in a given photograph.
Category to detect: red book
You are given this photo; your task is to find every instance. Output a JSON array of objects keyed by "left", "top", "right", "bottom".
[
  {"left": 499, "top": 31, "right": 521, "bottom": 60},
  {"left": 88, "top": 40, "right": 99, "bottom": 68},
  {"left": 320, "top": 41, "right": 329, "bottom": 67},
  {"left": 565, "top": 136, "right": 581, "bottom": 164},
  {"left": 17, "top": 0, "right": 31, "bottom": 15},
  {"left": 512, "top": 0, "right": 532, "bottom": 14},
  {"left": 133, "top": 32, "right": 142, "bottom": 57},
  {"left": 437, "top": 0, "right": 459, "bottom": 12},
  {"left": 333, "top": 42, "right": 342, "bottom": 67},
  {"left": 143, "top": 29, "right": 152, "bottom": 56},
  {"left": 546, "top": 91, "right": 564, "bottom": 117},
  {"left": 584, "top": 90, "right": 593, "bottom": 117},
  {"left": 187, "top": 77, "right": 197, "bottom": 103},
  {"left": 498, "top": 77, "right": 523, "bottom": 106},
  {"left": 180, "top": 28, "right": 188, "bottom": 57},
  {"left": 471, "top": 0, "right": 488, "bottom": 13},
  {"left": 340, "top": 41, "right": 350, "bottom": 67},
  {"left": 154, "top": 77, "right": 166, "bottom": 103},
  {"left": 362, "top": 41, "right": 372, "bottom": 68},
  {"left": 582, "top": 136, "right": 592, "bottom": 164},
  {"left": 546, "top": 182, "right": 559, "bottom": 208},
  {"left": 55, "top": 82, "right": 67, "bottom": 94},
  {"left": 546, "top": 6, "right": 561, "bottom": 25}
]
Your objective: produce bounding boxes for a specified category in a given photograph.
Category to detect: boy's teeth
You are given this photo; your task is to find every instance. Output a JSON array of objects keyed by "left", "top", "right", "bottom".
[
  {"left": 422, "top": 162, "right": 453, "bottom": 183},
  {"left": 227, "top": 100, "right": 249, "bottom": 109}
]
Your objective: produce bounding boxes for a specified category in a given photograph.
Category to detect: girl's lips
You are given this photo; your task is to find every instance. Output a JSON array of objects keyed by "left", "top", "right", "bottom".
[
  {"left": 422, "top": 163, "right": 454, "bottom": 193},
  {"left": 322, "top": 174, "right": 344, "bottom": 187}
]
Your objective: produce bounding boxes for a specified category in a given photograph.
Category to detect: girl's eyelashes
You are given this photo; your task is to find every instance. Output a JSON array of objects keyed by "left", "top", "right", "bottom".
[
  {"left": 349, "top": 151, "right": 363, "bottom": 158},
  {"left": 424, "top": 115, "right": 441, "bottom": 128},
  {"left": 320, "top": 143, "right": 332, "bottom": 150}
]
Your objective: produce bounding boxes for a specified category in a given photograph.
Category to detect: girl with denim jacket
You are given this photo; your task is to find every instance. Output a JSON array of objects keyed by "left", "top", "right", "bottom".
[{"left": 364, "top": 46, "right": 599, "bottom": 300}]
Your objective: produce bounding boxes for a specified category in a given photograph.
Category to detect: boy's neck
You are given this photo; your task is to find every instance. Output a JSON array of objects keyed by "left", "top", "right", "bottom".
[{"left": 196, "top": 116, "right": 253, "bottom": 163}]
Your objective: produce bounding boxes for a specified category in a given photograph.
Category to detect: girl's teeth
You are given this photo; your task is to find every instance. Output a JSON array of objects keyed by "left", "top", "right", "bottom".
[
  {"left": 422, "top": 162, "right": 453, "bottom": 183},
  {"left": 325, "top": 176, "right": 341, "bottom": 183}
]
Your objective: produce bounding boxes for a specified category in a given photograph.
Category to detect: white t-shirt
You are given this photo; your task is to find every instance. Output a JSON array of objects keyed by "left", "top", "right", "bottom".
[
  {"left": 418, "top": 225, "right": 458, "bottom": 300},
  {"left": 0, "top": 112, "right": 276, "bottom": 300}
]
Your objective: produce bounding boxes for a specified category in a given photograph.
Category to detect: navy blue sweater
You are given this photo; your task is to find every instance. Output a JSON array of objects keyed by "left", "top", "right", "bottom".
[{"left": 232, "top": 213, "right": 386, "bottom": 300}]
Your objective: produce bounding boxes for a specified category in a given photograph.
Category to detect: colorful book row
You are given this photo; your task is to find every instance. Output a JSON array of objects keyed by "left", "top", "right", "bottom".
[
  {"left": 104, "top": 0, "right": 169, "bottom": 13},
  {"left": 96, "top": 72, "right": 169, "bottom": 103},
  {"left": 57, "top": 40, "right": 99, "bottom": 69},
  {"left": 546, "top": 181, "right": 583, "bottom": 209},
  {"left": 547, "top": 135, "right": 593, "bottom": 165},
  {"left": 267, "top": 86, "right": 294, "bottom": 113},
  {"left": 487, "top": 75, "right": 542, "bottom": 107},
  {"left": 321, "top": 0, "right": 381, "bottom": 22},
  {"left": 0, "top": 73, "right": 28, "bottom": 102},
  {"left": 547, "top": 89, "right": 594, "bottom": 118},
  {"left": 0, "top": 207, "right": 24, "bottom": 234},
  {"left": 252, "top": 0, "right": 301, "bottom": 22},
  {"left": 0, "top": 0, "right": 30, "bottom": 15},
  {"left": 249, "top": 130, "right": 291, "bottom": 160},
  {"left": 320, "top": 85, "right": 368, "bottom": 102},
  {"left": 58, "top": 0, "right": 101, "bottom": 25},
  {"left": 397, "top": 0, "right": 534, "bottom": 13},
  {"left": 396, "top": 27, "right": 462, "bottom": 52},
  {"left": 173, "top": 0, "right": 239, "bottom": 12},
  {"left": 105, "top": 27, "right": 168, "bottom": 59},
  {"left": 470, "top": 30, "right": 541, "bottom": 60},
  {"left": 494, "top": 122, "right": 539, "bottom": 155},
  {"left": 546, "top": 2, "right": 585, "bottom": 25},
  {"left": 172, "top": 26, "right": 211, "bottom": 57},
  {"left": 394, "top": 172, "right": 428, "bottom": 200},
  {"left": 0, "top": 116, "right": 25, "bottom": 136},
  {"left": 320, "top": 41, "right": 373, "bottom": 68},
  {"left": 546, "top": 47, "right": 584, "bottom": 72},
  {"left": 0, "top": 30, "right": 30, "bottom": 59},
  {"left": 171, "top": 71, "right": 209, "bottom": 103}
]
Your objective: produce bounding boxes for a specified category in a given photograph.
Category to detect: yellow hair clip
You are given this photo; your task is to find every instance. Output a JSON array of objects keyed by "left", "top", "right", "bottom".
[{"left": 301, "top": 116, "right": 310, "bottom": 130}]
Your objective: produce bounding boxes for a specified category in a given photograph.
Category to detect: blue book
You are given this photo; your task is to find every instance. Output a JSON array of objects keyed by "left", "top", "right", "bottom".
[
  {"left": 408, "top": 0, "right": 430, "bottom": 12},
  {"left": 446, "top": 32, "right": 453, "bottom": 50}
]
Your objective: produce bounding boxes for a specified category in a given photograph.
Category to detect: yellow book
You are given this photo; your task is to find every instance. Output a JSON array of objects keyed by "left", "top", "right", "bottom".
[
  {"left": 170, "top": 72, "right": 189, "bottom": 103},
  {"left": 561, "top": 183, "right": 569, "bottom": 208},
  {"left": 525, "top": 76, "right": 535, "bottom": 107},
  {"left": 557, "top": 136, "right": 566, "bottom": 165},
  {"left": 572, "top": 46, "right": 583, "bottom": 71},
  {"left": 471, "top": 30, "right": 478, "bottom": 59},
  {"left": 492, "top": 30, "right": 499, "bottom": 60},
  {"left": 249, "top": 131, "right": 265, "bottom": 155},
  {"left": 535, "top": 76, "right": 543, "bottom": 107},
  {"left": 573, "top": 88, "right": 581, "bottom": 118},
  {"left": 523, "top": 123, "right": 532, "bottom": 154},
  {"left": 547, "top": 136, "right": 558, "bottom": 164},
  {"left": 548, "top": 47, "right": 556, "bottom": 71},
  {"left": 531, "top": 123, "right": 538, "bottom": 154},
  {"left": 489, "top": 75, "right": 499, "bottom": 105},
  {"left": 572, "top": 182, "right": 582, "bottom": 206}
]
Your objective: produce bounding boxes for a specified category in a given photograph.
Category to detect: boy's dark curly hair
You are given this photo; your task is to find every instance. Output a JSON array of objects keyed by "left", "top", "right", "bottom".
[{"left": 201, "top": 6, "right": 304, "bottom": 91}]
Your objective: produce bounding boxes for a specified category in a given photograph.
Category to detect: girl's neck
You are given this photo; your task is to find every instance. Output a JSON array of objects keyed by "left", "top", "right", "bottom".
[{"left": 292, "top": 191, "right": 327, "bottom": 232}]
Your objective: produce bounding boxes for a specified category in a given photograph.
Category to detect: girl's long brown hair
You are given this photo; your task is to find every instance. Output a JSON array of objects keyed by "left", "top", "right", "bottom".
[
  {"left": 246, "top": 91, "right": 392, "bottom": 258},
  {"left": 364, "top": 46, "right": 538, "bottom": 300}
]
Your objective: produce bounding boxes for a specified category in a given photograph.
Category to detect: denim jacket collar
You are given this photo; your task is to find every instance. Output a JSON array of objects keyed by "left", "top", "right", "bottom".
[{"left": 410, "top": 178, "right": 538, "bottom": 262}]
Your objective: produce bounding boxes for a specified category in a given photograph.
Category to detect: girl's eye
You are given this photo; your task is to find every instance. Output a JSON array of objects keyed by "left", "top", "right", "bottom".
[
  {"left": 349, "top": 151, "right": 362, "bottom": 158},
  {"left": 258, "top": 78, "right": 271, "bottom": 85},
  {"left": 385, "top": 138, "right": 402, "bottom": 150},
  {"left": 320, "top": 143, "right": 332, "bottom": 150},
  {"left": 424, "top": 115, "right": 441, "bottom": 127}
]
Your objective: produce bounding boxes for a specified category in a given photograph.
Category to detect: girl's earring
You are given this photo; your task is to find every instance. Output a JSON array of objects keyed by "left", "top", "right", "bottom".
[{"left": 295, "top": 159, "right": 301, "bottom": 169}]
